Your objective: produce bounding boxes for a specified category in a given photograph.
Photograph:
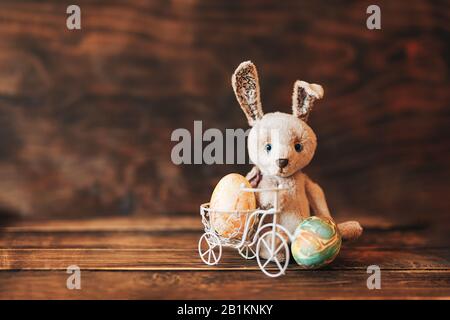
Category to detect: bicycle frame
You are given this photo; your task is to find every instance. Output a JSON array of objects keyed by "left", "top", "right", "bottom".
[{"left": 200, "top": 184, "right": 293, "bottom": 248}]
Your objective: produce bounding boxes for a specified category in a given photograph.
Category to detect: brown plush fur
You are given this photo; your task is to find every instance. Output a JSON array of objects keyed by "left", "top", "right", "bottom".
[{"left": 232, "top": 61, "right": 363, "bottom": 261}]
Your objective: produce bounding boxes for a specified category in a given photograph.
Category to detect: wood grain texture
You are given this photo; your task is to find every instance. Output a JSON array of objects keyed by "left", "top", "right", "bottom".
[
  {"left": 0, "top": 216, "right": 204, "bottom": 232},
  {"left": 1, "top": 247, "right": 449, "bottom": 271},
  {"left": 0, "top": 229, "right": 435, "bottom": 249},
  {"left": 1, "top": 270, "right": 449, "bottom": 300},
  {"left": 0, "top": 216, "right": 449, "bottom": 299},
  {"left": 1, "top": 214, "right": 447, "bottom": 249},
  {"left": 0, "top": 0, "right": 448, "bottom": 221}
]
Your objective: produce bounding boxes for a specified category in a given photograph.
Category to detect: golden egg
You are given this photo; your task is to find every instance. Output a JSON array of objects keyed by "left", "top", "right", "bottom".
[{"left": 210, "top": 173, "right": 256, "bottom": 239}]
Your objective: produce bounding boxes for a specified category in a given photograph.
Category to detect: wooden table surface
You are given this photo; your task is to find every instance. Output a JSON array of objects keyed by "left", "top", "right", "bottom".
[{"left": 0, "top": 215, "right": 449, "bottom": 299}]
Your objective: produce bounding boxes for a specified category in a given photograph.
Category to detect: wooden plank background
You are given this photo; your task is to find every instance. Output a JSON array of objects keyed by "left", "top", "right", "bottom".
[
  {"left": 0, "top": 216, "right": 448, "bottom": 299},
  {"left": 0, "top": 0, "right": 448, "bottom": 227}
]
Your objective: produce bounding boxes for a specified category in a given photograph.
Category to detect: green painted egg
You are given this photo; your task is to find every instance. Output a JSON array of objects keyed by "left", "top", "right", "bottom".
[{"left": 291, "top": 216, "right": 341, "bottom": 268}]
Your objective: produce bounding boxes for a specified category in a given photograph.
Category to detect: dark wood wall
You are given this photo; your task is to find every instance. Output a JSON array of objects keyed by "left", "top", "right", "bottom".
[{"left": 0, "top": 0, "right": 448, "bottom": 223}]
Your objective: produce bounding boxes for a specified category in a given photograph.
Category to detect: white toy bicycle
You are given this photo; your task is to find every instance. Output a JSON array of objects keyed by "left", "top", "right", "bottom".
[{"left": 198, "top": 185, "right": 295, "bottom": 278}]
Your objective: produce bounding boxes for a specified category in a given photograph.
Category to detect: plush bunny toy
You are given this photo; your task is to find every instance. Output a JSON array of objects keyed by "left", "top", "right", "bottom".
[{"left": 232, "top": 61, "right": 363, "bottom": 261}]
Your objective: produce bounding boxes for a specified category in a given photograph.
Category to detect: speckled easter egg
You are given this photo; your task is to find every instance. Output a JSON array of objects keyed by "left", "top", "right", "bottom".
[
  {"left": 210, "top": 173, "right": 256, "bottom": 239},
  {"left": 291, "top": 216, "right": 341, "bottom": 268}
]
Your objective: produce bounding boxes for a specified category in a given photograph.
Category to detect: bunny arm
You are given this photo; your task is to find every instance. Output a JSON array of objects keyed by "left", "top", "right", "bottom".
[
  {"left": 304, "top": 175, "right": 331, "bottom": 218},
  {"left": 305, "top": 175, "right": 363, "bottom": 241}
]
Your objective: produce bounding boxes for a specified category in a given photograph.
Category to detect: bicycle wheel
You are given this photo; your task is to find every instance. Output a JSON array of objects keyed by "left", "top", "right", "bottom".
[
  {"left": 256, "top": 231, "right": 289, "bottom": 277},
  {"left": 198, "top": 232, "right": 222, "bottom": 265}
]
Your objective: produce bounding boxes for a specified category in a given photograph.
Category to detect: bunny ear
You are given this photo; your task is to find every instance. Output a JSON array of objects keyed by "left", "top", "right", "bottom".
[
  {"left": 232, "top": 61, "right": 263, "bottom": 126},
  {"left": 292, "top": 80, "right": 324, "bottom": 121}
]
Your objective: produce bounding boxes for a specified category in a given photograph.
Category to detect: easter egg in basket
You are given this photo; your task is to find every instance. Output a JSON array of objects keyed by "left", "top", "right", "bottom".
[
  {"left": 210, "top": 173, "right": 256, "bottom": 239},
  {"left": 291, "top": 216, "right": 341, "bottom": 268}
]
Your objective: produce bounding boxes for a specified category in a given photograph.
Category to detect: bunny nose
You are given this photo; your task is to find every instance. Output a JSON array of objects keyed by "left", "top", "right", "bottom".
[{"left": 276, "top": 158, "right": 289, "bottom": 169}]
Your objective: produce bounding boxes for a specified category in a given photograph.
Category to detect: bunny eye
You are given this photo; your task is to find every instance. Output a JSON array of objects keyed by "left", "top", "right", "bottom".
[
  {"left": 265, "top": 144, "right": 272, "bottom": 153},
  {"left": 294, "top": 143, "right": 303, "bottom": 152}
]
